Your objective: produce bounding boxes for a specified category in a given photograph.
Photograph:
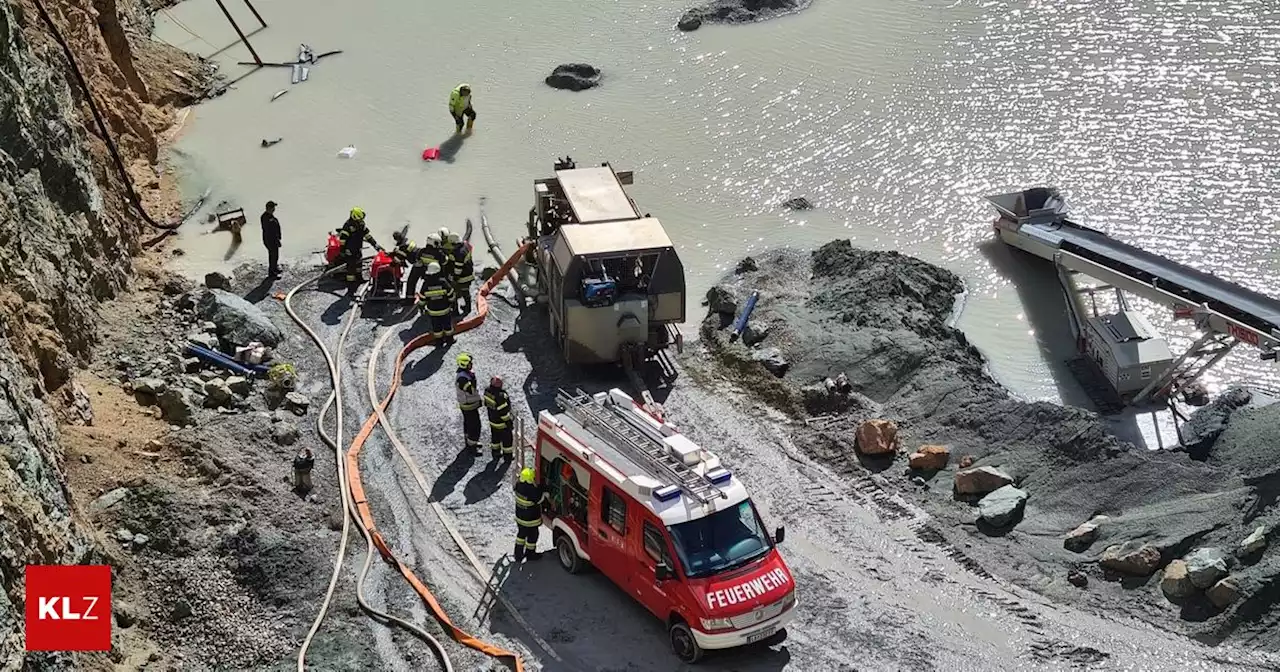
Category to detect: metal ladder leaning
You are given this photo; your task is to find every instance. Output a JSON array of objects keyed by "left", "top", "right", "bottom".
[{"left": 556, "top": 389, "right": 724, "bottom": 503}]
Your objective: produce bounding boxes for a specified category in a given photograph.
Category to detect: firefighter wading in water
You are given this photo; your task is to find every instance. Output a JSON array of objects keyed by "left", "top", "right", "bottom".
[
  {"left": 484, "top": 375, "right": 514, "bottom": 459},
  {"left": 514, "top": 467, "right": 548, "bottom": 561},
  {"left": 455, "top": 353, "right": 482, "bottom": 455}
]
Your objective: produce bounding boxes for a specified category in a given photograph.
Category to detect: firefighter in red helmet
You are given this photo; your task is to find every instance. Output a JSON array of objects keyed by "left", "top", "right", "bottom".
[{"left": 484, "top": 375, "right": 514, "bottom": 459}]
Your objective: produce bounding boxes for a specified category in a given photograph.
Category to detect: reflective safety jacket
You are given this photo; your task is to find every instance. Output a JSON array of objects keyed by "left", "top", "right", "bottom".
[
  {"left": 449, "top": 84, "right": 472, "bottom": 115},
  {"left": 391, "top": 240, "right": 423, "bottom": 266},
  {"left": 514, "top": 480, "right": 547, "bottom": 526},
  {"left": 484, "top": 386, "right": 512, "bottom": 429},
  {"left": 452, "top": 241, "right": 475, "bottom": 285},
  {"left": 338, "top": 218, "right": 377, "bottom": 254},
  {"left": 420, "top": 275, "right": 455, "bottom": 317},
  {"left": 456, "top": 368, "right": 482, "bottom": 411}
]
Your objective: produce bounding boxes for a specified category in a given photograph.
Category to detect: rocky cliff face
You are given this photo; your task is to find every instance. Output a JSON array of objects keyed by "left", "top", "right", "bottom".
[{"left": 0, "top": 0, "right": 203, "bottom": 667}]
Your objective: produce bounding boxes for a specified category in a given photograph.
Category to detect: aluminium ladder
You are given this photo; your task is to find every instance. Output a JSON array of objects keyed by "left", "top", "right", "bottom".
[{"left": 556, "top": 389, "right": 726, "bottom": 503}]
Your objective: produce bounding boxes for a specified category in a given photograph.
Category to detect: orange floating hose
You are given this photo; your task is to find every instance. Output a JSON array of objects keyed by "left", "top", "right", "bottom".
[{"left": 345, "top": 244, "right": 533, "bottom": 672}]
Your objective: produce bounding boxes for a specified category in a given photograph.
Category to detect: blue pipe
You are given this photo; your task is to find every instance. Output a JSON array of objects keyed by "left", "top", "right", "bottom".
[
  {"left": 732, "top": 291, "right": 760, "bottom": 337},
  {"left": 184, "top": 343, "right": 258, "bottom": 377},
  {"left": 185, "top": 342, "right": 271, "bottom": 375}
]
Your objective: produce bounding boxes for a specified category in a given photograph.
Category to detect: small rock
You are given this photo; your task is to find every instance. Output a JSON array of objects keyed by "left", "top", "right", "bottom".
[
  {"left": 116, "top": 354, "right": 135, "bottom": 370},
  {"left": 782, "top": 196, "right": 813, "bottom": 210},
  {"left": 1161, "top": 560, "right": 1195, "bottom": 599},
  {"left": 977, "top": 485, "right": 1028, "bottom": 528},
  {"left": 909, "top": 475, "right": 927, "bottom": 487},
  {"left": 161, "top": 275, "right": 193, "bottom": 296},
  {"left": 908, "top": 445, "right": 950, "bottom": 471},
  {"left": 734, "top": 256, "right": 758, "bottom": 274},
  {"left": 273, "top": 422, "right": 300, "bottom": 446},
  {"left": 203, "top": 379, "right": 233, "bottom": 408},
  {"left": 545, "top": 63, "right": 602, "bottom": 91},
  {"left": 1240, "top": 526, "right": 1268, "bottom": 556},
  {"left": 1100, "top": 541, "right": 1162, "bottom": 576},
  {"left": 91, "top": 488, "right": 130, "bottom": 512},
  {"left": 132, "top": 534, "right": 150, "bottom": 548},
  {"left": 182, "top": 357, "right": 202, "bottom": 373},
  {"left": 741, "top": 322, "right": 771, "bottom": 347},
  {"left": 189, "top": 332, "right": 219, "bottom": 350},
  {"left": 953, "top": 466, "right": 1013, "bottom": 495},
  {"left": 157, "top": 389, "right": 198, "bottom": 425},
  {"left": 855, "top": 419, "right": 899, "bottom": 456},
  {"left": 114, "top": 605, "right": 137, "bottom": 629},
  {"left": 1207, "top": 577, "right": 1241, "bottom": 609},
  {"left": 171, "top": 600, "right": 193, "bottom": 621},
  {"left": 204, "top": 271, "right": 233, "bottom": 290},
  {"left": 285, "top": 392, "right": 310, "bottom": 415},
  {"left": 198, "top": 370, "right": 220, "bottom": 382},
  {"left": 1064, "top": 515, "right": 1109, "bottom": 553},
  {"left": 115, "top": 529, "right": 135, "bottom": 543},
  {"left": 677, "top": 14, "right": 703, "bottom": 31},
  {"left": 226, "top": 376, "right": 251, "bottom": 396},
  {"left": 958, "top": 455, "right": 976, "bottom": 469},
  {"left": 1067, "top": 570, "right": 1088, "bottom": 588},
  {"left": 1184, "top": 547, "right": 1230, "bottom": 589},
  {"left": 272, "top": 410, "right": 290, "bottom": 423},
  {"left": 748, "top": 348, "right": 789, "bottom": 377},
  {"left": 705, "top": 285, "right": 739, "bottom": 315},
  {"left": 133, "top": 378, "right": 167, "bottom": 396},
  {"left": 200, "top": 321, "right": 217, "bottom": 332},
  {"left": 79, "top": 454, "right": 92, "bottom": 464}
]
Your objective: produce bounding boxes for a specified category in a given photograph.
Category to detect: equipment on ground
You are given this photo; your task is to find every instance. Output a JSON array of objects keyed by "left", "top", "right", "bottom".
[
  {"left": 367, "top": 250, "right": 403, "bottom": 301},
  {"left": 987, "top": 187, "right": 1280, "bottom": 430},
  {"left": 525, "top": 387, "right": 796, "bottom": 663},
  {"left": 325, "top": 233, "right": 342, "bottom": 264},
  {"left": 525, "top": 158, "right": 686, "bottom": 372}
]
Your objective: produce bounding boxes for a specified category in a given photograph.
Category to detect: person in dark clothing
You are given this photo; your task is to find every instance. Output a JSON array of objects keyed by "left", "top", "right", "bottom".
[
  {"left": 419, "top": 262, "right": 456, "bottom": 344},
  {"left": 336, "top": 207, "right": 381, "bottom": 285},
  {"left": 455, "top": 352, "right": 482, "bottom": 455},
  {"left": 261, "top": 201, "right": 282, "bottom": 277},
  {"left": 448, "top": 231, "right": 475, "bottom": 317},
  {"left": 391, "top": 231, "right": 426, "bottom": 298},
  {"left": 484, "top": 376, "right": 514, "bottom": 459},
  {"left": 513, "top": 467, "right": 548, "bottom": 561},
  {"left": 292, "top": 447, "right": 314, "bottom": 495}
]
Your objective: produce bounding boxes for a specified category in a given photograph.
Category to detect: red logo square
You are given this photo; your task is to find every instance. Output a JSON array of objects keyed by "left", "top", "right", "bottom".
[{"left": 24, "top": 565, "right": 112, "bottom": 651}]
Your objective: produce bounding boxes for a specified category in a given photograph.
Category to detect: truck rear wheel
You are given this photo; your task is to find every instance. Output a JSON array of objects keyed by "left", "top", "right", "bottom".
[
  {"left": 669, "top": 621, "right": 703, "bottom": 664},
  {"left": 555, "top": 532, "right": 585, "bottom": 574}
]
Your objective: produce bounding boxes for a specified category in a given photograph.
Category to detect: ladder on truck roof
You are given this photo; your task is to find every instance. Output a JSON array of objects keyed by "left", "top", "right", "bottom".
[{"left": 555, "top": 389, "right": 726, "bottom": 504}]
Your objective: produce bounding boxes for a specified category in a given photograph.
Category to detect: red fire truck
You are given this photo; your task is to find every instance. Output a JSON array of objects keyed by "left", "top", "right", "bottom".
[{"left": 529, "top": 388, "right": 797, "bottom": 663}]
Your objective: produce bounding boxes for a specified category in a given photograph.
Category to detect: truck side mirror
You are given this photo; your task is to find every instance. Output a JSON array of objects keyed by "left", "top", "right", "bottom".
[
  {"left": 655, "top": 561, "right": 673, "bottom": 581},
  {"left": 773, "top": 526, "right": 786, "bottom": 545}
]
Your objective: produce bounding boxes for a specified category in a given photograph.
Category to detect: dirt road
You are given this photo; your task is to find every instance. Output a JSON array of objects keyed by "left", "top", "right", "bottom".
[{"left": 271, "top": 274, "right": 1280, "bottom": 672}]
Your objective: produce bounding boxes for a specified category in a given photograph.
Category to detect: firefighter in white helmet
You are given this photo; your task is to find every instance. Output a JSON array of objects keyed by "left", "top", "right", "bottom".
[
  {"left": 417, "top": 260, "right": 455, "bottom": 345},
  {"left": 430, "top": 229, "right": 454, "bottom": 282},
  {"left": 513, "top": 466, "right": 548, "bottom": 561},
  {"left": 448, "top": 230, "right": 475, "bottom": 317},
  {"left": 484, "top": 375, "right": 514, "bottom": 459}
]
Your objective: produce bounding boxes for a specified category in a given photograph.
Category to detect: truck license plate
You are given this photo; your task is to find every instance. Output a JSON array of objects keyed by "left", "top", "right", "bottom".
[{"left": 745, "top": 625, "right": 776, "bottom": 644}]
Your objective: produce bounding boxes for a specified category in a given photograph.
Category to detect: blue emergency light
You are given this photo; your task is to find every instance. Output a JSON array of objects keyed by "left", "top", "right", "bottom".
[
  {"left": 706, "top": 468, "right": 732, "bottom": 485},
  {"left": 653, "top": 485, "right": 681, "bottom": 502}
]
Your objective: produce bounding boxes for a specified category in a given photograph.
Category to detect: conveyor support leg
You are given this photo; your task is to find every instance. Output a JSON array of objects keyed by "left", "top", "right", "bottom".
[{"left": 1133, "top": 332, "right": 1236, "bottom": 406}]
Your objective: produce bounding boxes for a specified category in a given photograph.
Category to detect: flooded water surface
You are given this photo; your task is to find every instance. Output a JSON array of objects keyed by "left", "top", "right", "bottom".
[{"left": 158, "top": 0, "right": 1280, "bottom": 400}]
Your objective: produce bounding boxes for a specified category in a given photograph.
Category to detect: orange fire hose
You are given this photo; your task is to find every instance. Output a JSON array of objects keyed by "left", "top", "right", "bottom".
[{"left": 344, "top": 243, "right": 533, "bottom": 672}]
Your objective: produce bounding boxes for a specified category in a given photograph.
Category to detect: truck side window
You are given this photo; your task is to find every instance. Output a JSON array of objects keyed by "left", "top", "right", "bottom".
[
  {"left": 642, "top": 522, "right": 670, "bottom": 565},
  {"left": 602, "top": 487, "right": 627, "bottom": 534}
]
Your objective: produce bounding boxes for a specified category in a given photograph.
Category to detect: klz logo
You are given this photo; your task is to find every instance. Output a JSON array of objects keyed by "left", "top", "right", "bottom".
[{"left": 25, "top": 565, "right": 112, "bottom": 651}]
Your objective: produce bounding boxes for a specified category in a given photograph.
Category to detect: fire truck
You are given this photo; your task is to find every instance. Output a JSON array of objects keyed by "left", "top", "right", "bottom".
[{"left": 528, "top": 387, "right": 797, "bottom": 663}]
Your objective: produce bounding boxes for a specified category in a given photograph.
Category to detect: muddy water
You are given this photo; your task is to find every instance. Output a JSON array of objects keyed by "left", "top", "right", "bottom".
[{"left": 158, "top": 0, "right": 1280, "bottom": 401}]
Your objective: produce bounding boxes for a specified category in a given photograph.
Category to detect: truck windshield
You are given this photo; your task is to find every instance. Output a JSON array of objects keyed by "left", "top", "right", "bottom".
[{"left": 667, "top": 500, "right": 772, "bottom": 579}]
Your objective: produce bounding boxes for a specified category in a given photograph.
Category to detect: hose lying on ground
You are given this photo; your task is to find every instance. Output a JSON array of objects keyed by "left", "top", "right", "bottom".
[
  {"left": 283, "top": 269, "right": 453, "bottom": 672},
  {"left": 344, "top": 243, "right": 548, "bottom": 672}
]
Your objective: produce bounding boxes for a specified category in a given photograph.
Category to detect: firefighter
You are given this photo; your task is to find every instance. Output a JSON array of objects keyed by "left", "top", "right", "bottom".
[
  {"left": 292, "top": 447, "right": 315, "bottom": 495},
  {"left": 455, "top": 352, "right": 482, "bottom": 455},
  {"left": 419, "top": 262, "right": 456, "bottom": 345},
  {"left": 448, "top": 230, "right": 475, "bottom": 317},
  {"left": 336, "top": 207, "right": 382, "bottom": 285},
  {"left": 434, "top": 228, "right": 456, "bottom": 282},
  {"left": 513, "top": 467, "right": 548, "bottom": 561},
  {"left": 484, "top": 375, "right": 514, "bottom": 459},
  {"left": 391, "top": 231, "right": 427, "bottom": 298},
  {"left": 448, "top": 83, "right": 476, "bottom": 134}
]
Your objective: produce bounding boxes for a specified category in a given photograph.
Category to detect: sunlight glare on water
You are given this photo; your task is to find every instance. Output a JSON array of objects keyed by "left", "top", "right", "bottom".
[{"left": 157, "top": 0, "right": 1280, "bottom": 400}]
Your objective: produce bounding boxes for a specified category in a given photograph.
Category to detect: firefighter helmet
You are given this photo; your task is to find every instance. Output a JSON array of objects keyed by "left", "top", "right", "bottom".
[
  {"left": 392, "top": 230, "right": 406, "bottom": 245},
  {"left": 349, "top": 207, "right": 365, "bottom": 221},
  {"left": 447, "top": 231, "right": 461, "bottom": 244},
  {"left": 519, "top": 467, "right": 535, "bottom": 484},
  {"left": 439, "top": 227, "right": 451, "bottom": 242},
  {"left": 426, "top": 232, "right": 442, "bottom": 247},
  {"left": 490, "top": 375, "right": 503, "bottom": 389},
  {"left": 456, "top": 352, "right": 472, "bottom": 368},
  {"left": 426, "top": 261, "right": 442, "bottom": 275}
]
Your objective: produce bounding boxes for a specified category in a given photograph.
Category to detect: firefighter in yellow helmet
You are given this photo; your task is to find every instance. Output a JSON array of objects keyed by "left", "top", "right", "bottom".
[
  {"left": 513, "top": 466, "right": 548, "bottom": 561},
  {"left": 335, "top": 207, "right": 381, "bottom": 286},
  {"left": 455, "top": 352, "right": 482, "bottom": 455},
  {"left": 448, "top": 83, "right": 476, "bottom": 134}
]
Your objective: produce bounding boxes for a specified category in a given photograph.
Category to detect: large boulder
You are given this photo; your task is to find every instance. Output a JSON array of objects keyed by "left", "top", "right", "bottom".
[
  {"left": 1160, "top": 560, "right": 1195, "bottom": 599},
  {"left": 977, "top": 485, "right": 1028, "bottom": 528},
  {"left": 196, "top": 289, "right": 284, "bottom": 347},
  {"left": 1100, "top": 541, "right": 1162, "bottom": 576},
  {"left": 706, "top": 285, "right": 739, "bottom": 315},
  {"left": 1184, "top": 547, "right": 1229, "bottom": 589},
  {"left": 1064, "top": 515, "right": 1109, "bottom": 553},
  {"left": 908, "top": 444, "right": 950, "bottom": 471},
  {"left": 953, "top": 466, "right": 1013, "bottom": 496},
  {"left": 749, "top": 348, "right": 789, "bottom": 377},
  {"left": 855, "top": 419, "right": 899, "bottom": 456},
  {"left": 677, "top": 0, "right": 810, "bottom": 32},
  {"left": 1180, "top": 386, "right": 1252, "bottom": 458},
  {"left": 545, "top": 64, "right": 602, "bottom": 91}
]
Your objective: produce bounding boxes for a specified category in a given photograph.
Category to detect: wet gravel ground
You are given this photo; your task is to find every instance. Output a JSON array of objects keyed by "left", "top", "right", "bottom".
[{"left": 260, "top": 260, "right": 1280, "bottom": 672}]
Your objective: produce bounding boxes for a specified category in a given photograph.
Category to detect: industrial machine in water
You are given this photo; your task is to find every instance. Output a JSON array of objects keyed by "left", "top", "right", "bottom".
[{"left": 526, "top": 158, "right": 686, "bottom": 380}]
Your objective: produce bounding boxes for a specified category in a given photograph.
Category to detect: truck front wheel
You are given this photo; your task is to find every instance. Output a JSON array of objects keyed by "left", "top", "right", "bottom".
[
  {"left": 668, "top": 621, "right": 704, "bottom": 664},
  {"left": 555, "top": 532, "right": 585, "bottom": 574}
]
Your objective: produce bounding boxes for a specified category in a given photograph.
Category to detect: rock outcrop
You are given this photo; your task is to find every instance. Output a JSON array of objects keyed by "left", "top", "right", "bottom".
[
  {"left": 545, "top": 63, "right": 602, "bottom": 91},
  {"left": 0, "top": 0, "right": 207, "bottom": 664},
  {"left": 677, "top": 0, "right": 812, "bottom": 32}
]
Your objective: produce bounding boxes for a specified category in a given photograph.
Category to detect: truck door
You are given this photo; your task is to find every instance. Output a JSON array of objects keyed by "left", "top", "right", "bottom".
[
  {"left": 630, "top": 519, "right": 675, "bottom": 618},
  {"left": 591, "top": 484, "right": 631, "bottom": 583}
]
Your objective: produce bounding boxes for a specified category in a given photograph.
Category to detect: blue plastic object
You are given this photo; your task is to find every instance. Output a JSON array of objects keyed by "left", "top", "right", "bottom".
[
  {"left": 653, "top": 485, "right": 682, "bottom": 502},
  {"left": 731, "top": 291, "right": 760, "bottom": 337},
  {"left": 184, "top": 343, "right": 263, "bottom": 377}
]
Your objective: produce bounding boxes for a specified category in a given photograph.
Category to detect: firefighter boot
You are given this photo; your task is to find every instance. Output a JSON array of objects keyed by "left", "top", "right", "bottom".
[{"left": 513, "top": 542, "right": 525, "bottom": 562}]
